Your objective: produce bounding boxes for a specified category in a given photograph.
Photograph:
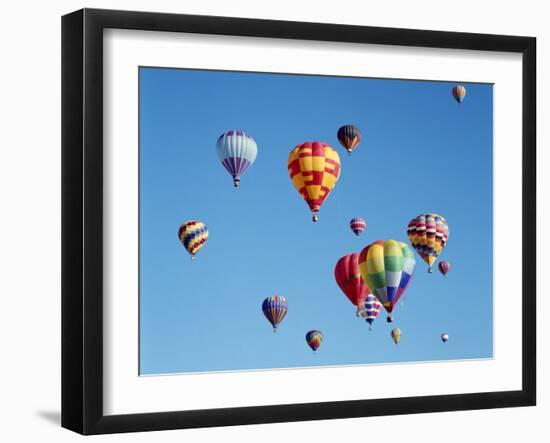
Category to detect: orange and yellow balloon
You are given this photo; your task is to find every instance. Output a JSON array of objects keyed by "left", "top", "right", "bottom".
[{"left": 287, "top": 141, "right": 341, "bottom": 222}]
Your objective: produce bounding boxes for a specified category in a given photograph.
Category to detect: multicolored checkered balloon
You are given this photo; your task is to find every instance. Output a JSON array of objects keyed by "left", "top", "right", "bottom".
[{"left": 358, "top": 240, "right": 416, "bottom": 322}]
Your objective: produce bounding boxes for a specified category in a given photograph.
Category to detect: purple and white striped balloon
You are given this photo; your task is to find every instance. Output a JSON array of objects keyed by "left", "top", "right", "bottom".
[{"left": 216, "top": 130, "right": 258, "bottom": 187}]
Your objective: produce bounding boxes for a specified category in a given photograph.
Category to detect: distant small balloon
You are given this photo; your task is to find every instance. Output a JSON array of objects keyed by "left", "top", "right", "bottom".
[
  {"left": 441, "top": 333, "right": 449, "bottom": 343},
  {"left": 438, "top": 260, "right": 452, "bottom": 276},
  {"left": 306, "top": 330, "right": 323, "bottom": 352},
  {"left": 337, "top": 124, "right": 362, "bottom": 155},
  {"left": 452, "top": 85, "right": 466, "bottom": 103},
  {"left": 349, "top": 217, "right": 366, "bottom": 236},
  {"left": 262, "top": 295, "right": 288, "bottom": 332},
  {"left": 391, "top": 328, "right": 401, "bottom": 345}
]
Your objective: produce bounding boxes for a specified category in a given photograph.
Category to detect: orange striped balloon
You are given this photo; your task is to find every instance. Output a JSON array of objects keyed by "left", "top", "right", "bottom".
[{"left": 287, "top": 141, "right": 341, "bottom": 222}]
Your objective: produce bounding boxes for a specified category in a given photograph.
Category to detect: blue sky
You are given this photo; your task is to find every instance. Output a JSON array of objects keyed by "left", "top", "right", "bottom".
[{"left": 139, "top": 67, "right": 493, "bottom": 375}]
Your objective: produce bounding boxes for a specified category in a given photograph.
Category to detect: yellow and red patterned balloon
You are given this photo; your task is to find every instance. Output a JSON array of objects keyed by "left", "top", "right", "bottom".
[
  {"left": 287, "top": 141, "right": 341, "bottom": 222},
  {"left": 407, "top": 213, "right": 449, "bottom": 273},
  {"left": 178, "top": 220, "right": 209, "bottom": 259}
]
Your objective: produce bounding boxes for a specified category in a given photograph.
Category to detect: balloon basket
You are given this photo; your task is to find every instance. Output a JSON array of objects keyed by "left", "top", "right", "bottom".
[
  {"left": 233, "top": 179, "right": 240, "bottom": 187},
  {"left": 191, "top": 255, "right": 196, "bottom": 261},
  {"left": 312, "top": 213, "right": 319, "bottom": 222},
  {"left": 387, "top": 316, "right": 393, "bottom": 323},
  {"left": 428, "top": 267, "right": 433, "bottom": 273}
]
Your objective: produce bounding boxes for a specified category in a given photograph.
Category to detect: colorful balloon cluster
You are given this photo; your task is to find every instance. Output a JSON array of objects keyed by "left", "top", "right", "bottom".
[{"left": 177, "top": 84, "right": 463, "bottom": 349}]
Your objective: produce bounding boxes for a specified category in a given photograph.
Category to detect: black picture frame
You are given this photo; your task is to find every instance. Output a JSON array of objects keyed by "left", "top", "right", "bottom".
[{"left": 62, "top": 8, "right": 536, "bottom": 435}]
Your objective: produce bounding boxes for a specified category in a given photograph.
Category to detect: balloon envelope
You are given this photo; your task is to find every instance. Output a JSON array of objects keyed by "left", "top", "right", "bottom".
[
  {"left": 262, "top": 295, "right": 288, "bottom": 331},
  {"left": 407, "top": 213, "right": 449, "bottom": 273},
  {"left": 391, "top": 328, "right": 401, "bottom": 345},
  {"left": 358, "top": 294, "right": 382, "bottom": 328},
  {"left": 306, "top": 330, "right": 323, "bottom": 351},
  {"left": 358, "top": 240, "right": 416, "bottom": 320},
  {"left": 288, "top": 141, "right": 341, "bottom": 221},
  {"left": 337, "top": 124, "right": 362, "bottom": 154},
  {"left": 350, "top": 217, "right": 366, "bottom": 236},
  {"left": 178, "top": 221, "right": 208, "bottom": 258},
  {"left": 216, "top": 130, "right": 258, "bottom": 187},
  {"left": 438, "top": 260, "right": 452, "bottom": 276},
  {"left": 452, "top": 85, "right": 466, "bottom": 103},
  {"left": 335, "top": 253, "right": 371, "bottom": 314}
]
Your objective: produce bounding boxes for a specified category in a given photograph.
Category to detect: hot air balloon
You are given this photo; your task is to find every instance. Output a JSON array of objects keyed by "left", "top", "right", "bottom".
[
  {"left": 337, "top": 124, "right": 362, "bottom": 155},
  {"left": 350, "top": 217, "right": 366, "bottom": 236},
  {"left": 358, "top": 294, "right": 382, "bottom": 330},
  {"left": 391, "top": 328, "right": 401, "bottom": 345},
  {"left": 452, "top": 85, "right": 466, "bottom": 103},
  {"left": 358, "top": 240, "right": 416, "bottom": 322},
  {"left": 178, "top": 221, "right": 208, "bottom": 259},
  {"left": 262, "top": 295, "right": 288, "bottom": 332},
  {"left": 288, "top": 141, "right": 341, "bottom": 222},
  {"left": 407, "top": 213, "right": 449, "bottom": 273},
  {"left": 335, "top": 253, "right": 371, "bottom": 316},
  {"left": 441, "top": 333, "right": 449, "bottom": 343},
  {"left": 216, "top": 130, "right": 258, "bottom": 187},
  {"left": 438, "top": 260, "right": 452, "bottom": 276},
  {"left": 306, "top": 330, "right": 323, "bottom": 352}
]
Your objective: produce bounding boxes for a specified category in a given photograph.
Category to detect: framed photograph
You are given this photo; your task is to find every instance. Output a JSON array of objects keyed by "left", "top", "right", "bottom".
[{"left": 62, "top": 8, "right": 536, "bottom": 435}]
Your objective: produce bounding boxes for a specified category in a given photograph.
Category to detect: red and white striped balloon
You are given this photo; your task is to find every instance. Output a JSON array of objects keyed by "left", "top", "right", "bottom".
[{"left": 349, "top": 217, "right": 366, "bottom": 236}]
